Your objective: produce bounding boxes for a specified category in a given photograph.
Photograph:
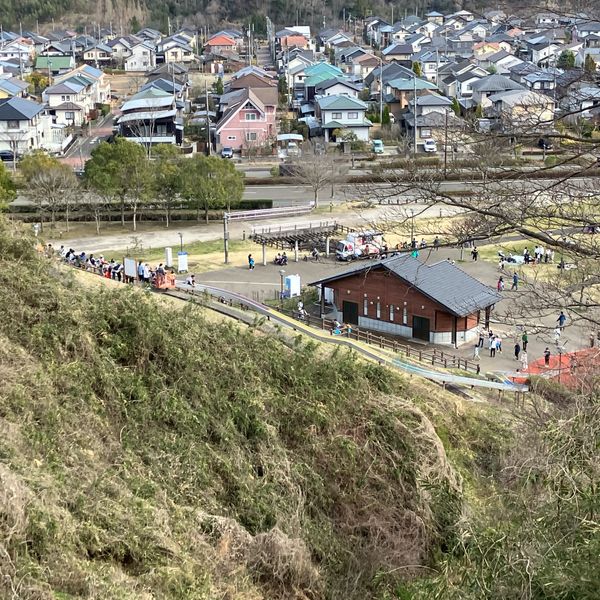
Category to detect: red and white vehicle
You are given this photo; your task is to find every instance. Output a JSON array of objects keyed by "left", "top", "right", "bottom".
[{"left": 336, "top": 231, "right": 385, "bottom": 261}]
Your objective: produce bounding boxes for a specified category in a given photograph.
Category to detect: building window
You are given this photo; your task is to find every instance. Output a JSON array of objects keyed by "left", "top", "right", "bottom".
[
  {"left": 227, "top": 135, "right": 236, "bottom": 140},
  {"left": 421, "top": 128, "right": 431, "bottom": 138},
  {"left": 245, "top": 113, "right": 257, "bottom": 121},
  {"left": 389, "top": 305, "right": 394, "bottom": 321},
  {"left": 376, "top": 301, "right": 381, "bottom": 319},
  {"left": 363, "top": 298, "right": 368, "bottom": 316},
  {"left": 402, "top": 308, "right": 408, "bottom": 325},
  {"left": 7, "top": 120, "right": 18, "bottom": 129},
  {"left": 246, "top": 132, "right": 257, "bottom": 141},
  {"left": 332, "top": 112, "right": 342, "bottom": 119},
  {"left": 65, "top": 111, "right": 75, "bottom": 120},
  {"left": 347, "top": 111, "right": 358, "bottom": 119}
]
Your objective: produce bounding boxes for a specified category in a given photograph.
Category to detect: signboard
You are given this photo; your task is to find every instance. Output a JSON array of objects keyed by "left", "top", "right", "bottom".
[
  {"left": 177, "top": 252, "right": 188, "bottom": 273},
  {"left": 165, "top": 247, "right": 173, "bottom": 267},
  {"left": 124, "top": 257, "right": 137, "bottom": 279}
]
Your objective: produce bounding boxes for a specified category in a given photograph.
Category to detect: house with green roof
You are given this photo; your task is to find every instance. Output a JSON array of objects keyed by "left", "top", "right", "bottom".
[
  {"left": 34, "top": 55, "right": 75, "bottom": 76},
  {"left": 303, "top": 62, "right": 344, "bottom": 100},
  {"left": 316, "top": 94, "right": 371, "bottom": 142}
]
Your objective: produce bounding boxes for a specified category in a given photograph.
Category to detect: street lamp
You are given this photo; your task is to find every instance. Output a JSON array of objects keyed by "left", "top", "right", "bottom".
[
  {"left": 410, "top": 208, "right": 415, "bottom": 243},
  {"left": 279, "top": 269, "right": 286, "bottom": 306},
  {"left": 178, "top": 232, "right": 183, "bottom": 253},
  {"left": 378, "top": 56, "right": 383, "bottom": 126}
]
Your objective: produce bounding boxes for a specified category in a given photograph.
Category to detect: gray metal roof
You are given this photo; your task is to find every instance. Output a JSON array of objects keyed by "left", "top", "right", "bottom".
[
  {"left": 0, "top": 97, "right": 44, "bottom": 121},
  {"left": 310, "top": 254, "right": 501, "bottom": 317},
  {"left": 471, "top": 73, "right": 523, "bottom": 92}
]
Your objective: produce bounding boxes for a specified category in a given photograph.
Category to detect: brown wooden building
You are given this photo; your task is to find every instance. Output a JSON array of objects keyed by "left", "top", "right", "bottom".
[{"left": 310, "top": 255, "right": 501, "bottom": 346}]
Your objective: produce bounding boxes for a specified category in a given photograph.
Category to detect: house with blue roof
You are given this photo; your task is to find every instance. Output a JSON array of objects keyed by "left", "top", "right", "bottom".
[{"left": 0, "top": 96, "right": 54, "bottom": 159}]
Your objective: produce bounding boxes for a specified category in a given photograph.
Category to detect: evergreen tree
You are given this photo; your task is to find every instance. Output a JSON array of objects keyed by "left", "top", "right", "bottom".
[
  {"left": 557, "top": 50, "right": 575, "bottom": 69},
  {"left": 412, "top": 61, "right": 422, "bottom": 77},
  {"left": 451, "top": 97, "right": 461, "bottom": 116},
  {"left": 584, "top": 54, "right": 597, "bottom": 74}
]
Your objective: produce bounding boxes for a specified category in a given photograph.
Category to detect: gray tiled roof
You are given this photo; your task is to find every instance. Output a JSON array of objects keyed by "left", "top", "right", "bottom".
[{"left": 310, "top": 254, "right": 501, "bottom": 317}]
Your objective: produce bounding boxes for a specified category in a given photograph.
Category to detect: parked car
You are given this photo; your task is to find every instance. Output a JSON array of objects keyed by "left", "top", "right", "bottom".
[
  {"left": 0, "top": 150, "right": 14, "bottom": 162},
  {"left": 423, "top": 139, "right": 437, "bottom": 153},
  {"left": 538, "top": 137, "right": 553, "bottom": 150},
  {"left": 371, "top": 139, "right": 384, "bottom": 154},
  {"left": 221, "top": 147, "right": 234, "bottom": 159}
]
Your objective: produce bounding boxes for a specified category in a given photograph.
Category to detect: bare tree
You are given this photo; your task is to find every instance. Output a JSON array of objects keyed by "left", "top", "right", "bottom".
[{"left": 292, "top": 146, "right": 340, "bottom": 208}]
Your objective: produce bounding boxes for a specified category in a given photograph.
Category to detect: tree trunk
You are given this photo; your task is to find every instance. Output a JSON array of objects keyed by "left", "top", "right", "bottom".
[
  {"left": 66, "top": 203, "right": 70, "bottom": 233},
  {"left": 314, "top": 188, "right": 319, "bottom": 208},
  {"left": 196, "top": 201, "right": 201, "bottom": 222},
  {"left": 94, "top": 210, "right": 101, "bottom": 235},
  {"left": 204, "top": 200, "right": 209, "bottom": 224},
  {"left": 132, "top": 201, "right": 137, "bottom": 232},
  {"left": 165, "top": 202, "right": 170, "bottom": 228},
  {"left": 120, "top": 196, "right": 125, "bottom": 227}
]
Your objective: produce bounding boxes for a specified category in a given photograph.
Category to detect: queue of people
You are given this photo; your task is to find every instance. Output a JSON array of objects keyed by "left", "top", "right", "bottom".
[{"left": 51, "top": 244, "right": 175, "bottom": 287}]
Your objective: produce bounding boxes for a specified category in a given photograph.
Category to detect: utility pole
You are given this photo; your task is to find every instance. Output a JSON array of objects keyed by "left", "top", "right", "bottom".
[
  {"left": 413, "top": 73, "right": 417, "bottom": 157},
  {"left": 223, "top": 213, "right": 229, "bottom": 264},
  {"left": 443, "top": 108, "right": 448, "bottom": 178},
  {"left": 205, "top": 78, "right": 211, "bottom": 155},
  {"left": 379, "top": 56, "right": 383, "bottom": 125}
]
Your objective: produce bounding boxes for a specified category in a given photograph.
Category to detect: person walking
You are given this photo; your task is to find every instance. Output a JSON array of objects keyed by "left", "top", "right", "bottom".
[
  {"left": 248, "top": 254, "right": 254, "bottom": 270},
  {"left": 544, "top": 347, "right": 551, "bottom": 366},
  {"left": 514, "top": 341, "right": 521, "bottom": 360},
  {"left": 557, "top": 311, "right": 567, "bottom": 330},
  {"left": 520, "top": 350, "right": 528, "bottom": 371},
  {"left": 511, "top": 271, "right": 519, "bottom": 290},
  {"left": 433, "top": 236, "right": 440, "bottom": 250},
  {"left": 489, "top": 336, "right": 496, "bottom": 357},
  {"left": 137, "top": 261, "right": 144, "bottom": 281},
  {"left": 495, "top": 335, "right": 502, "bottom": 353},
  {"left": 473, "top": 344, "right": 480, "bottom": 360},
  {"left": 497, "top": 276, "right": 505, "bottom": 292},
  {"left": 522, "top": 330, "right": 528, "bottom": 351},
  {"left": 471, "top": 246, "right": 478, "bottom": 261}
]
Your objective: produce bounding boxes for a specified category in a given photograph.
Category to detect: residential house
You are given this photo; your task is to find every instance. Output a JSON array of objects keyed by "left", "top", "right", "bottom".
[
  {"left": 478, "top": 49, "right": 523, "bottom": 74},
  {"left": 404, "top": 92, "right": 463, "bottom": 151},
  {"left": 83, "top": 43, "right": 113, "bottom": 66},
  {"left": 411, "top": 48, "right": 448, "bottom": 83},
  {"left": 523, "top": 70, "right": 558, "bottom": 94},
  {"left": 574, "top": 22, "right": 600, "bottom": 40},
  {"left": 303, "top": 62, "right": 345, "bottom": 101},
  {"left": 215, "top": 88, "right": 277, "bottom": 151},
  {"left": 509, "top": 61, "right": 539, "bottom": 85},
  {"left": 0, "top": 39, "right": 35, "bottom": 62},
  {"left": 280, "top": 34, "right": 310, "bottom": 50},
  {"left": 438, "top": 60, "right": 488, "bottom": 102},
  {"left": 136, "top": 28, "right": 162, "bottom": 45},
  {"left": 386, "top": 76, "right": 438, "bottom": 112},
  {"left": 382, "top": 43, "right": 415, "bottom": 63},
  {"left": 347, "top": 53, "right": 380, "bottom": 80},
  {"left": 0, "top": 96, "right": 53, "bottom": 157},
  {"left": 563, "top": 86, "right": 600, "bottom": 122},
  {"left": 34, "top": 55, "right": 75, "bottom": 76},
  {"left": 0, "top": 77, "right": 28, "bottom": 99},
  {"left": 314, "top": 77, "right": 361, "bottom": 98},
  {"left": 471, "top": 73, "right": 524, "bottom": 109},
  {"left": 204, "top": 34, "right": 236, "bottom": 54},
  {"left": 315, "top": 94, "right": 371, "bottom": 142},
  {"left": 158, "top": 36, "right": 196, "bottom": 64},
  {"left": 489, "top": 89, "right": 555, "bottom": 133},
  {"left": 309, "top": 254, "right": 500, "bottom": 345},
  {"left": 124, "top": 42, "right": 157, "bottom": 71},
  {"left": 426, "top": 11, "right": 444, "bottom": 25},
  {"left": 117, "top": 87, "right": 183, "bottom": 146}
]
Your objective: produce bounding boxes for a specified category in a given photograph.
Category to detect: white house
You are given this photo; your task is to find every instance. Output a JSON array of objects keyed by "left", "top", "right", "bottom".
[
  {"left": 316, "top": 94, "right": 371, "bottom": 142},
  {"left": 0, "top": 96, "right": 53, "bottom": 157},
  {"left": 124, "top": 42, "right": 157, "bottom": 71}
]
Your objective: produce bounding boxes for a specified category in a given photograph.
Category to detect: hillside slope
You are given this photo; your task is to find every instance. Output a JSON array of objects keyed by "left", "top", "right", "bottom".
[{"left": 0, "top": 219, "right": 467, "bottom": 599}]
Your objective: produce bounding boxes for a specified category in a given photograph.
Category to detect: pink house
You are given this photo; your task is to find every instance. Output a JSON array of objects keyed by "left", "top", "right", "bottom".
[{"left": 215, "top": 88, "right": 277, "bottom": 151}]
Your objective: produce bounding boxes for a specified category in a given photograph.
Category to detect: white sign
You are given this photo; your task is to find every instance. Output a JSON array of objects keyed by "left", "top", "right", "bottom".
[
  {"left": 124, "top": 257, "right": 137, "bottom": 278},
  {"left": 177, "top": 252, "right": 188, "bottom": 273}
]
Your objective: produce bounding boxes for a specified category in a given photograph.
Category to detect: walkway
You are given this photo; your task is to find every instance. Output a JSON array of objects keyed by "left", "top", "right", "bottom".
[{"left": 172, "top": 281, "right": 529, "bottom": 394}]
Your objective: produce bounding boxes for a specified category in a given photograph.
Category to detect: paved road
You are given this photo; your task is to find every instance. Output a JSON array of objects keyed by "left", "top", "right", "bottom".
[{"left": 59, "top": 113, "right": 114, "bottom": 168}]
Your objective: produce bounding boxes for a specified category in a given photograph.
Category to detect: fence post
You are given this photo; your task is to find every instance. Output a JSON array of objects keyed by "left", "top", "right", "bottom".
[
  {"left": 393, "top": 341, "right": 398, "bottom": 353},
  {"left": 444, "top": 359, "right": 447, "bottom": 368},
  {"left": 418, "top": 350, "right": 422, "bottom": 361}
]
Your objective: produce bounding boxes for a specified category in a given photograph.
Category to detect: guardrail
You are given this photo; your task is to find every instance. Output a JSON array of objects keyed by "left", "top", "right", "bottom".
[{"left": 226, "top": 204, "right": 314, "bottom": 222}]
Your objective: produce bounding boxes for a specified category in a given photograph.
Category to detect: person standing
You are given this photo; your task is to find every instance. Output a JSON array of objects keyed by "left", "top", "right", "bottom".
[
  {"left": 496, "top": 335, "right": 502, "bottom": 353},
  {"left": 433, "top": 236, "right": 440, "bottom": 250},
  {"left": 557, "top": 311, "right": 567, "bottom": 330},
  {"left": 521, "top": 350, "right": 528, "bottom": 371},
  {"left": 522, "top": 330, "right": 528, "bottom": 351},
  {"left": 137, "top": 261, "right": 144, "bottom": 282},
  {"left": 511, "top": 271, "right": 518, "bottom": 290},
  {"left": 478, "top": 328, "right": 485, "bottom": 348},
  {"left": 554, "top": 327, "right": 561, "bottom": 343},
  {"left": 248, "top": 254, "right": 253, "bottom": 270},
  {"left": 497, "top": 276, "right": 505, "bottom": 292},
  {"left": 473, "top": 344, "right": 480, "bottom": 360},
  {"left": 544, "top": 347, "right": 551, "bottom": 366},
  {"left": 489, "top": 336, "right": 496, "bottom": 357},
  {"left": 514, "top": 341, "right": 521, "bottom": 360}
]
